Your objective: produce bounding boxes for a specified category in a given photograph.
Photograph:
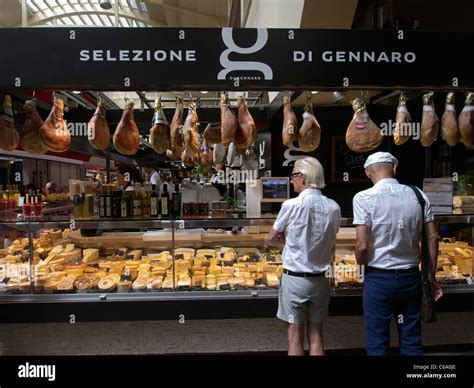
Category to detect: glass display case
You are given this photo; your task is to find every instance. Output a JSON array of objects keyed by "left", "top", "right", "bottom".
[{"left": 0, "top": 215, "right": 472, "bottom": 299}]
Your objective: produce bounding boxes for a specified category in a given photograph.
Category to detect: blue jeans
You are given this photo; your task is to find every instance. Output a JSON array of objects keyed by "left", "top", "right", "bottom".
[{"left": 363, "top": 269, "right": 423, "bottom": 356}]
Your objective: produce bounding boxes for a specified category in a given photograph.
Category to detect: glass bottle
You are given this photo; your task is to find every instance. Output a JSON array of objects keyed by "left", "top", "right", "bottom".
[
  {"left": 150, "top": 184, "right": 158, "bottom": 218},
  {"left": 160, "top": 183, "right": 169, "bottom": 219},
  {"left": 171, "top": 182, "right": 182, "bottom": 219},
  {"left": 81, "top": 182, "right": 94, "bottom": 220}
]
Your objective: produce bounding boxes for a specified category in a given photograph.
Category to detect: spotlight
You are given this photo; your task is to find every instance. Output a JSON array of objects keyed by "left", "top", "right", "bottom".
[
  {"left": 332, "top": 91, "right": 346, "bottom": 103},
  {"left": 99, "top": 0, "right": 113, "bottom": 10}
]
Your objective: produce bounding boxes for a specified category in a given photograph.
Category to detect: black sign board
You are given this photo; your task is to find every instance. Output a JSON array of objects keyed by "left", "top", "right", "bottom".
[
  {"left": 0, "top": 28, "right": 472, "bottom": 90},
  {"left": 332, "top": 136, "right": 372, "bottom": 183}
]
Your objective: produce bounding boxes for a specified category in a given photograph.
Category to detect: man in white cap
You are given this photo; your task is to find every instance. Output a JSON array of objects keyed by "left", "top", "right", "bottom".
[{"left": 353, "top": 151, "right": 443, "bottom": 356}]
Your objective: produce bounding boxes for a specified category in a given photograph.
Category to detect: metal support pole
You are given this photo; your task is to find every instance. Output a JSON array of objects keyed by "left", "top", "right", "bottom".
[
  {"left": 106, "top": 157, "right": 111, "bottom": 184},
  {"left": 114, "top": 0, "right": 119, "bottom": 27},
  {"left": 21, "top": 0, "right": 27, "bottom": 27}
]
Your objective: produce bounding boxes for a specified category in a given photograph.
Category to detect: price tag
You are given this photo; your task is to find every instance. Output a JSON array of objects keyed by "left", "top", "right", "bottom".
[{"left": 466, "top": 277, "right": 473, "bottom": 285}]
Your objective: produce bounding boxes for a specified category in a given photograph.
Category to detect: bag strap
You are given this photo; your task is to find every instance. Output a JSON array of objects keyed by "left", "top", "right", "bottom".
[{"left": 407, "top": 185, "right": 430, "bottom": 278}]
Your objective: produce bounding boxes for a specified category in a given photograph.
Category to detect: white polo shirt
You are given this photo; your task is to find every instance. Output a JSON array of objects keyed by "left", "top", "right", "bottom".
[
  {"left": 273, "top": 189, "right": 341, "bottom": 273},
  {"left": 353, "top": 178, "right": 434, "bottom": 270}
]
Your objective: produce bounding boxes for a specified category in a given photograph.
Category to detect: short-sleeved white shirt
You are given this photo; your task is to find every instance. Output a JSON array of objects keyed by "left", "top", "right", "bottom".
[
  {"left": 273, "top": 189, "right": 341, "bottom": 273},
  {"left": 353, "top": 178, "right": 434, "bottom": 270}
]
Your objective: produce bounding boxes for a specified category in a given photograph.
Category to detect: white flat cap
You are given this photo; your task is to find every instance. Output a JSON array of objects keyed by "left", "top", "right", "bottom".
[{"left": 364, "top": 152, "right": 399, "bottom": 169}]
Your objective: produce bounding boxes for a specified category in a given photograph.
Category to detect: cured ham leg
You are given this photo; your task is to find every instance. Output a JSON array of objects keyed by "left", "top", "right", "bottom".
[
  {"left": 20, "top": 100, "right": 47, "bottom": 154},
  {"left": 213, "top": 143, "right": 227, "bottom": 165},
  {"left": 203, "top": 123, "right": 222, "bottom": 144},
  {"left": 183, "top": 102, "right": 200, "bottom": 160},
  {"left": 169, "top": 96, "right": 184, "bottom": 158},
  {"left": 88, "top": 98, "right": 110, "bottom": 150},
  {"left": 298, "top": 98, "right": 321, "bottom": 152},
  {"left": 282, "top": 95, "right": 298, "bottom": 146},
  {"left": 150, "top": 98, "right": 171, "bottom": 155},
  {"left": 394, "top": 93, "right": 411, "bottom": 145},
  {"left": 220, "top": 93, "right": 237, "bottom": 146},
  {"left": 199, "top": 143, "right": 213, "bottom": 171},
  {"left": 235, "top": 95, "right": 256, "bottom": 150},
  {"left": 113, "top": 101, "right": 139, "bottom": 155},
  {"left": 441, "top": 92, "right": 460, "bottom": 146},
  {"left": 0, "top": 95, "right": 19, "bottom": 152},
  {"left": 39, "top": 97, "right": 70, "bottom": 152},
  {"left": 459, "top": 92, "right": 474, "bottom": 147},
  {"left": 346, "top": 98, "right": 382, "bottom": 153},
  {"left": 420, "top": 92, "right": 439, "bottom": 147}
]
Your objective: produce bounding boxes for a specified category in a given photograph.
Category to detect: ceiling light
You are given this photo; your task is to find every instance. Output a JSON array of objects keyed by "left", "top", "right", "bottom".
[
  {"left": 72, "top": 91, "right": 81, "bottom": 94},
  {"left": 99, "top": 0, "right": 113, "bottom": 10},
  {"left": 332, "top": 91, "right": 346, "bottom": 103},
  {"left": 311, "top": 91, "right": 318, "bottom": 94},
  {"left": 201, "top": 91, "right": 208, "bottom": 94}
]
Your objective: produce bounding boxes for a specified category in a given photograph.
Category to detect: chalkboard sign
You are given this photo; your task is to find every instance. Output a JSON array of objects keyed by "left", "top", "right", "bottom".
[{"left": 331, "top": 136, "right": 371, "bottom": 183}]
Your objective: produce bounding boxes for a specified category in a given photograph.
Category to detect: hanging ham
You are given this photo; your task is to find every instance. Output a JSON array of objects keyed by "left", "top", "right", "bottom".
[
  {"left": 169, "top": 96, "right": 184, "bottom": 158},
  {"left": 203, "top": 123, "right": 222, "bottom": 144},
  {"left": 282, "top": 95, "right": 298, "bottom": 146},
  {"left": 420, "top": 92, "right": 439, "bottom": 147},
  {"left": 393, "top": 93, "right": 411, "bottom": 146},
  {"left": 459, "top": 92, "right": 474, "bottom": 147},
  {"left": 441, "top": 92, "right": 460, "bottom": 146},
  {"left": 39, "top": 97, "right": 70, "bottom": 152},
  {"left": 150, "top": 98, "right": 171, "bottom": 155},
  {"left": 235, "top": 95, "right": 257, "bottom": 150},
  {"left": 298, "top": 98, "right": 321, "bottom": 152},
  {"left": 0, "top": 95, "right": 19, "bottom": 152},
  {"left": 213, "top": 143, "right": 227, "bottom": 165},
  {"left": 346, "top": 98, "right": 382, "bottom": 153},
  {"left": 113, "top": 101, "right": 139, "bottom": 155},
  {"left": 20, "top": 100, "right": 47, "bottom": 154},
  {"left": 220, "top": 93, "right": 237, "bottom": 146},
  {"left": 88, "top": 98, "right": 110, "bottom": 150},
  {"left": 181, "top": 149, "right": 194, "bottom": 167},
  {"left": 199, "top": 142, "right": 213, "bottom": 171},
  {"left": 183, "top": 102, "right": 200, "bottom": 160}
]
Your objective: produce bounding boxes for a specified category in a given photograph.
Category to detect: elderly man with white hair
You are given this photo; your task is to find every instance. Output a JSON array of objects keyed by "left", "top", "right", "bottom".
[
  {"left": 266, "top": 156, "right": 341, "bottom": 355},
  {"left": 353, "top": 151, "right": 443, "bottom": 356}
]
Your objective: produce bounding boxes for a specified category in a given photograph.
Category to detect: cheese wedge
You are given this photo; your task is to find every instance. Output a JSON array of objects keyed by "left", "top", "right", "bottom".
[
  {"left": 126, "top": 249, "right": 142, "bottom": 261},
  {"left": 56, "top": 248, "right": 82, "bottom": 263},
  {"left": 83, "top": 248, "right": 99, "bottom": 263},
  {"left": 64, "top": 244, "right": 75, "bottom": 253}
]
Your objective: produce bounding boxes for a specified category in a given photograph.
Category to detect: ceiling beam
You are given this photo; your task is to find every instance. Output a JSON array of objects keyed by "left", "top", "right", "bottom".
[
  {"left": 228, "top": 0, "right": 241, "bottom": 27},
  {"left": 23, "top": 3, "right": 164, "bottom": 27},
  {"left": 136, "top": 91, "right": 154, "bottom": 110}
]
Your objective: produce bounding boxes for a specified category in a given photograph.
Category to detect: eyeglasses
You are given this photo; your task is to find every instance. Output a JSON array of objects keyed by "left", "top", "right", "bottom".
[{"left": 290, "top": 172, "right": 302, "bottom": 179}]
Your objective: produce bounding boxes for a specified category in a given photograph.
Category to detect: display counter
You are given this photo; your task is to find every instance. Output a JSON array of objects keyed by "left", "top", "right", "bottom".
[{"left": 0, "top": 214, "right": 472, "bottom": 322}]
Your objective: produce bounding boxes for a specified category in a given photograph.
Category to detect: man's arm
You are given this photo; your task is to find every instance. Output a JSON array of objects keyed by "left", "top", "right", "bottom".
[
  {"left": 266, "top": 228, "right": 285, "bottom": 247},
  {"left": 425, "top": 221, "right": 443, "bottom": 301},
  {"left": 355, "top": 225, "right": 370, "bottom": 266}
]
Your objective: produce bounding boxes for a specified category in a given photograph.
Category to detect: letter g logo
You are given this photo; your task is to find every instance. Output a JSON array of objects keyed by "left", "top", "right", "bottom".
[{"left": 218, "top": 28, "right": 273, "bottom": 80}]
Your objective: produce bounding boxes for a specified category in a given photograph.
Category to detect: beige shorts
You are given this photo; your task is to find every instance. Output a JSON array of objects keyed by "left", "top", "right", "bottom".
[{"left": 277, "top": 273, "right": 330, "bottom": 324}]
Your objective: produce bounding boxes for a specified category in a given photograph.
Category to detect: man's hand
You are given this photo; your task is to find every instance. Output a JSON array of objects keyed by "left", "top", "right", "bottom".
[
  {"left": 266, "top": 228, "right": 285, "bottom": 247},
  {"left": 429, "top": 276, "right": 444, "bottom": 301},
  {"left": 277, "top": 233, "right": 286, "bottom": 244}
]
